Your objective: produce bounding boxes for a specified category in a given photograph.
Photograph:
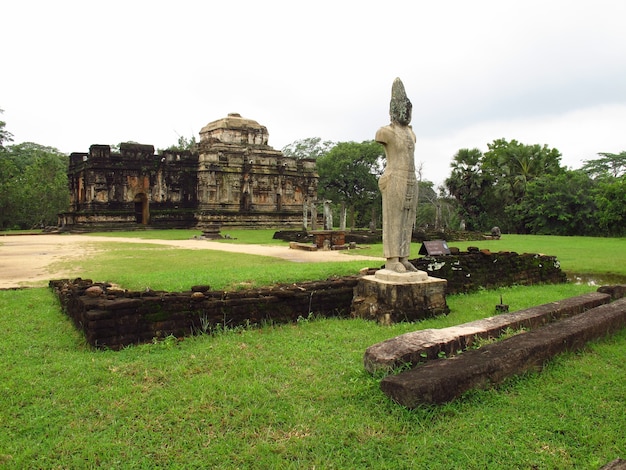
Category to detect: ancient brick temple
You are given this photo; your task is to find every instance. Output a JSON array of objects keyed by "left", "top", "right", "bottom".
[{"left": 59, "top": 114, "right": 318, "bottom": 231}]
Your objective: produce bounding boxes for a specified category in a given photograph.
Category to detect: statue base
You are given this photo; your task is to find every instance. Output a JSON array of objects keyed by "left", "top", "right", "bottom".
[{"left": 351, "top": 270, "right": 449, "bottom": 325}]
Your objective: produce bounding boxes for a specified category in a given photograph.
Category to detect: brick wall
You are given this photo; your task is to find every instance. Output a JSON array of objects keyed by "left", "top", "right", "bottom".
[
  {"left": 50, "top": 277, "right": 358, "bottom": 350},
  {"left": 412, "top": 249, "right": 566, "bottom": 294},
  {"left": 50, "top": 250, "right": 567, "bottom": 349}
]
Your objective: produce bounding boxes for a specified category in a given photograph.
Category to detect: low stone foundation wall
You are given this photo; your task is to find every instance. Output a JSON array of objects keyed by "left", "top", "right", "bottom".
[
  {"left": 50, "top": 277, "right": 359, "bottom": 350},
  {"left": 412, "top": 249, "right": 566, "bottom": 294},
  {"left": 50, "top": 250, "right": 568, "bottom": 349}
]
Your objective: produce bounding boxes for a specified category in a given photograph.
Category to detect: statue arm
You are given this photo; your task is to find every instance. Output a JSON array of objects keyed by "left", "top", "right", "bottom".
[{"left": 375, "top": 126, "right": 392, "bottom": 144}]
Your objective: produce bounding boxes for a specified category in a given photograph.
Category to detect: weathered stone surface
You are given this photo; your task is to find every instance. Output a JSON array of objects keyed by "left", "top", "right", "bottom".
[
  {"left": 50, "top": 277, "right": 361, "bottom": 350},
  {"left": 60, "top": 113, "right": 319, "bottom": 231},
  {"left": 374, "top": 269, "right": 428, "bottom": 283},
  {"left": 351, "top": 274, "right": 448, "bottom": 324},
  {"left": 364, "top": 291, "right": 610, "bottom": 374},
  {"left": 598, "top": 284, "right": 626, "bottom": 300},
  {"left": 380, "top": 297, "right": 626, "bottom": 406},
  {"left": 85, "top": 285, "right": 104, "bottom": 297},
  {"left": 600, "top": 459, "right": 626, "bottom": 470},
  {"left": 376, "top": 78, "right": 418, "bottom": 272},
  {"left": 289, "top": 241, "right": 317, "bottom": 251},
  {"left": 412, "top": 251, "right": 567, "bottom": 294}
]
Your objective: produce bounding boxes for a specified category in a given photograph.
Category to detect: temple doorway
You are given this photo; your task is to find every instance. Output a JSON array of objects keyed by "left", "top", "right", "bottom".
[{"left": 134, "top": 193, "right": 149, "bottom": 224}]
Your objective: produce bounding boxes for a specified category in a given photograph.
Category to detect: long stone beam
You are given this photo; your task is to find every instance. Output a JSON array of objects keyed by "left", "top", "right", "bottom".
[
  {"left": 380, "top": 297, "right": 626, "bottom": 407},
  {"left": 364, "top": 292, "right": 610, "bottom": 374}
]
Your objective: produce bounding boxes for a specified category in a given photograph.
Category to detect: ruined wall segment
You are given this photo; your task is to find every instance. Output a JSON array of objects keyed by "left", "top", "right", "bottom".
[
  {"left": 62, "top": 143, "right": 198, "bottom": 230},
  {"left": 196, "top": 113, "right": 318, "bottom": 227},
  {"left": 60, "top": 114, "right": 318, "bottom": 231}
]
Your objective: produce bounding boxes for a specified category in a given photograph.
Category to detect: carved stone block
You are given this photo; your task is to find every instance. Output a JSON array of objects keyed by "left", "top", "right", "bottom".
[{"left": 351, "top": 273, "right": 448, "bottom": 325}]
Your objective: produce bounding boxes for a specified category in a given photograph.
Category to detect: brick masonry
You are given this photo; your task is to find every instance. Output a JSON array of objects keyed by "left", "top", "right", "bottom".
[
  {"left": 50, "top": 250, "right": 568, "bottom": 349},
  {"left": 411, "top": 249, "right": 566, "bottom": 294}
]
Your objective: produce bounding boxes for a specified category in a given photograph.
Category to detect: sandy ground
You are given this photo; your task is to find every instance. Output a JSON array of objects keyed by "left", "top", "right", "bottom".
[{"left": 0, "top": 234, "right": 384, "bottom": 289}]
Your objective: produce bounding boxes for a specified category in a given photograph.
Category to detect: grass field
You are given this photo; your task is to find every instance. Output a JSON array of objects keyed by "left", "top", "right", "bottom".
[
  {"left": 1, "top": 231, "right": 625, "bottom": 468},
  {"left": 75, "top": 230, "right": 626, "bottom": 290}
]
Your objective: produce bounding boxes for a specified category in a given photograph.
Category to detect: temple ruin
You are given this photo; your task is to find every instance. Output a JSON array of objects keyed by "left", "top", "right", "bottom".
[{"left": 59, "top": 113, "right": 318, "bottom": 231}]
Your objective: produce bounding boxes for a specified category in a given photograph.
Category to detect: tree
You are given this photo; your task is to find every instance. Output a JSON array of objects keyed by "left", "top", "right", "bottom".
[
  {"left": 444, "top": 148, "right": 493, "bottom": 231},
  {"left": 0, "top": 108, "right": 14, "bottom": 149},
  {"left": 0, "top": 157, "right": 19, "bottom": 229},
  {"left": 316, "top": 140, "right": 384, "bottom": 229},
  {"left": 415, "top": 181, "right": 460, "bottom": 231},
  {"left": 483, "top": 139, "right": 564, "bottom": 204},
  {"left": 281, "top": 137, "right": 335, "bottom": 160},
  {"left": 481, "top": 139, "right": 565, "bottom": 233},
  {"left": 508, "top": 170, "right": 598, "bottom": 236},
  {"left": 581, "top": 151, "right": 626, "bottom": 179},
  {"left": 445, "top": 140, "right": 567, "bottom": 233},
  {"left": 594, "top": 176, "right": 626, "bottom": 236},
  {"left": 160, "top": 135, "right": 198, "bottom": 153},
  {"left": 0, "top": 142, "right": 69, "bottom": 229}
]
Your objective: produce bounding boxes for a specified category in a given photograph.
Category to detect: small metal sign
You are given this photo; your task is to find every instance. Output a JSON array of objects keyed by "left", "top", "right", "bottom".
[{"left": 419, "top": 240, "right": 451, "bottom": 256}]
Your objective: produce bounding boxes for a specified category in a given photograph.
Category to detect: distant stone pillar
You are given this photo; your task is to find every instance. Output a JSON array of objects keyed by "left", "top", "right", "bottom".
[
  {"left": 311, "top": 202, "right": 317, "bottom": 231},
  {"left": 339, "top": 202, "right": 347, "bottom": 231},
  {"left": 324, "top": 200, "right": 333, "bottom": 230},
  {"left": 302, "top": 199, "right": 308, "bottom": 230}
]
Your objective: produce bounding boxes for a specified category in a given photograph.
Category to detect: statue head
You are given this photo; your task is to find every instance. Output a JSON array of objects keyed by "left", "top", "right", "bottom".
[{"left": 389, "top": 77, "right": 412, "bottom": 126}]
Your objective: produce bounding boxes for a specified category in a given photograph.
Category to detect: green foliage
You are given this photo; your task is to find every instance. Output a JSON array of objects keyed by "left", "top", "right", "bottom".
[
  {"left": 594, "top": 176, "right": 626, "bottom": 236},
  {"left": 444, "top": 148, "right": 493, "bottom": 231},
  {"left": 507, "top": 170, "right": 598, "bottom": 236},
  {"left": 443, "top": 140, "right": 625, "bottom": 235},
  {"left": 0, "top": 108, "right": 13, "bottom": 149},
  {"left": 582, "top": 151, "right": 626, "bottom": 179},
  {"left": 0, "top": 142, "right": 69, "bottom": 229},
  {"left": 416, "top": 181, "right": 459, "bottom": 230},
  {"left": 281, "top": 137, "right": 335, "bottom": 160},
  {"left": 483, "top": 139, "right": 564, "bottom": 232},
  {"left": 161, "top": 134, "right": 198, "bottom": 153},
  {"left": 483, "top": 139, "right": 564, "bottom": 199},
  {"left": 317, "top": 140, "right": 384, "bottom": 228}
]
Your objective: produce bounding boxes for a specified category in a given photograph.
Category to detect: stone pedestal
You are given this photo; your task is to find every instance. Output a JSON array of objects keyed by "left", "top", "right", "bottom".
[
  {"left": 200, "top": 224, "right": 223, "bottom": 239},
  {"left": 310, "top": 230, "right": 346, "bottom": 249},
  {"left": 351, "top": 270, "right": 448, "bottom": 325}
]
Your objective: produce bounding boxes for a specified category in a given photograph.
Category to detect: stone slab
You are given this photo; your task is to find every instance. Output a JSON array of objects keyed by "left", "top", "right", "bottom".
[
  {"left": 364, "top": 292, "right": 611, "bottom": 374},
  {"left": 380, "top": 297, "right": 626, "bottom": 406},
  {"left": 374, "top": 269, "right": 429, "bottom": 283},
  {"left": 289, "top": 241, "right": 318, "bottom": 251}
]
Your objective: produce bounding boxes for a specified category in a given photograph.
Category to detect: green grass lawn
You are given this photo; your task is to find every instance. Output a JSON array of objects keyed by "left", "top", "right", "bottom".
[
  {"left": 82, "top": 229, "right": 626, "bottom": 290},
  {"left": 1, "top": 232, "right": 625, "bottom": 468},
  {"left": 60, "top": 242, "right": 376, "bottom": 292}
]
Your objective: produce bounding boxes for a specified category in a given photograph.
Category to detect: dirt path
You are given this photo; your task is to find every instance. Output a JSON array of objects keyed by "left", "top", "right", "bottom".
[{"left": 0, "top": 234, "right": 384, "bottom": 289}]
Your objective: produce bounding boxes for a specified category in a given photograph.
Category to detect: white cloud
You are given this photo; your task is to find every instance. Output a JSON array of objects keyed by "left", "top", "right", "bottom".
[
  {"left": 1, "top": 0, "right": 625, "bottom": 186},
  {"left": 418, "top": 103, "right": 626, "bottom": 186}
]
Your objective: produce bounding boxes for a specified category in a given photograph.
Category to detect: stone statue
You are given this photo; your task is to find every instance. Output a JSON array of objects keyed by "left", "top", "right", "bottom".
[{"left": 375, "top": 78, "right": 419, "bottom": 273}]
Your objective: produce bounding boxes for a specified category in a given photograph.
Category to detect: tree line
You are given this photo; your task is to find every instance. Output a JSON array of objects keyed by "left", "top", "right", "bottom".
[
  {"left": 1, "top": 109, "right": 624, "bottom": 236},
  {"left": 0, "top": 110, "right": 69, "bottom": 229},
  {"left": 284, "top": 137, "right": 625, "bottom": 237},
  {"left": 445, "top": 139, "right": 625, "bottom": 236}
]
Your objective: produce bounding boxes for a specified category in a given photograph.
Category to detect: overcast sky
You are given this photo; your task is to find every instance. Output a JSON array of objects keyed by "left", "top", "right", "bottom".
[{"left": 2, "top": 0, "right": 625, "bottom": 185}]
